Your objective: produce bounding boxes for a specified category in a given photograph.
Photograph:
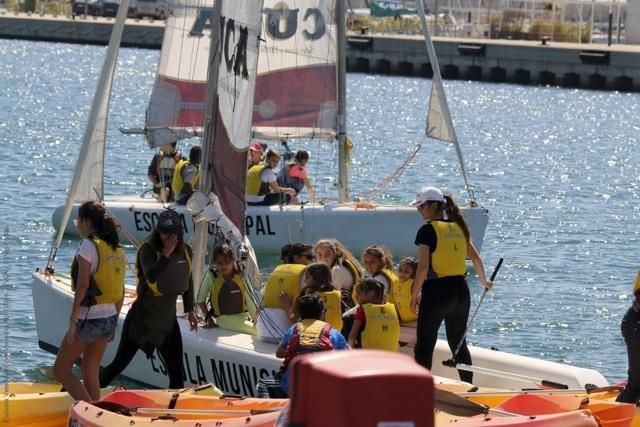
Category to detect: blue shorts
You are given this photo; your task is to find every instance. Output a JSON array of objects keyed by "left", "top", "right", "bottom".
[{"left": 76, "top": 315, "right": 118, "bottom": 343}]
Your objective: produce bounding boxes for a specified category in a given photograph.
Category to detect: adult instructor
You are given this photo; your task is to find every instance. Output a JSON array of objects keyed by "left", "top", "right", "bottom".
[
  {"left": 100, "top": 209, "right": 198, "bottom": 389},
  {"left": 409, "top": 186, "right": 492, "bottom": 383}
]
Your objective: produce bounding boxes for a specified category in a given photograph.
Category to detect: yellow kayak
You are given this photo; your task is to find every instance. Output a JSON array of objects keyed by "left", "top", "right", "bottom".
[{"left": 0, "top": 382, "right": 221, "bottom": 426}]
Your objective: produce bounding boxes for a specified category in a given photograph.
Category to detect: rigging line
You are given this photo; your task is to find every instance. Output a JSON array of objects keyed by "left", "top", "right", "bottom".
[{"left": 355, "top": 143, "right": 422, "bottom": 199}]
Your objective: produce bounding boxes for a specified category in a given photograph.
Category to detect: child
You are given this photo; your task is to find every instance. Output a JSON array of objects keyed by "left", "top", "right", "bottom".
[
  {"left": 197, "top": 244, "right": 256, "bottom": 335},
  {"left": 356, "top": 245, "right": 398, "bottom": 301},
  {"left": 391, "top": 257, "right": 419, "bottom": 323},
  {"left": 299, "top": 263, "right": 343, "bottom": 331},
  {"left": 348, "top": 278, "right": 400, "bottom": 352}
]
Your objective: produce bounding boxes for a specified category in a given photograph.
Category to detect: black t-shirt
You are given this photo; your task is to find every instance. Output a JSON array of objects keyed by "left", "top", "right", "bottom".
[{"left": 414, "top": 222, "right": 437, "bottom": 251}]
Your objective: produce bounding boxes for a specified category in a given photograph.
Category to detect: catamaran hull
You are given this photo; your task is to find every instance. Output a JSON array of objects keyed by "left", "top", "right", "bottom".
[
  {"left": 32, "top": 272, "right": 607, "bottom": 393},
  {"left": 51, "top": 196, "right": 489, "bottom": 256}
]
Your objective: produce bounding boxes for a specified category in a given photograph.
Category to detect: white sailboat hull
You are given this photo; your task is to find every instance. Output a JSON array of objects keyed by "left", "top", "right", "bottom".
[
  {"left": 32, "top": 271, "right": 608, "bottom": 393},
  {"left": 51, "top": 196, "right": 489, "bottom": 256}
]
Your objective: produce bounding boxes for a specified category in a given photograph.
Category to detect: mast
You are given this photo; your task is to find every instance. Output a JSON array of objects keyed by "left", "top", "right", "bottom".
[
  {"left": 416, "top": 0, "right": 475, "bottom": 202},
  {"left": 191, "top": 0, "right": 223, "bottom": 291},
  {"left": 336, "top": 0, "right": 349, "bottom": 203}
]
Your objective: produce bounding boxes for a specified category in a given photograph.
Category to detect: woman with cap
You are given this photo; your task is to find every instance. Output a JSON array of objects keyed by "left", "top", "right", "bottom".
[
  {"left": 99, "top": 209, "right": 198, "bottom": 389},
  {"left": 409, "top": 186, "right": 492, "bottom": 383},
  {"left": 248, "top": 142, "right": 264, "bottom": 169}
]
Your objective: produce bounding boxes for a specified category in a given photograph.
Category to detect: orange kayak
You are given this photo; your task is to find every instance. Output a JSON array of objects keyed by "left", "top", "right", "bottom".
[{"left": 68, "top": 389, "right": 287, "bottom": 426}]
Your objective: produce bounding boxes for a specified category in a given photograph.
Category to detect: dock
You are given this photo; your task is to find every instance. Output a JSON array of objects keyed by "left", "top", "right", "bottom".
[{"left": 1, "top": 11, "right": 640, "bottom": 91}]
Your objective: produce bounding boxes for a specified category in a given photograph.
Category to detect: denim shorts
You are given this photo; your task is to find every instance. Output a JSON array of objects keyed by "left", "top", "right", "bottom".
[{"left": 76, "top": 314, "right": 118, "bottom": 343}]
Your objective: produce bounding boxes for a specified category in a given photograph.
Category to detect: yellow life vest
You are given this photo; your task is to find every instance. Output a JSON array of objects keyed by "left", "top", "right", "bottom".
[
  {"left": 342, "top": 259, "right": 362, "bottom": 286},
  {"left": 633, "top": 270, "right": 640, "bottom": 294},
  {"left": 262, "top": 264, "right": 305, "bottom": 309},
  {"left": 361, "top": 302, "right": 400, "bottom": 352},
  {"left": 390, "top": 278, "right": 418, "bottom": 322},
  {"left": 430, "top": 220, "right": 467, "bottom": 278},
  {"left": 209, "top": 273, "right": 247, "bottom": 315},
  {"left": 246, "top": 164, "right": 270, "bottom": 197},
  {"left": 171, "top": 159, "right": 200, "bottom": 194},
  {"left": 140, "top": 242, "right": 192, "bottom": 297},
  {"left": 352, "top": 268, "right": 397, "bottom": 303},
  {"left": 314, "top": 290, "right": 343, "bottom": 331},
  {"left": 71, "top": 237, "right": 126, "bottom": 305}
]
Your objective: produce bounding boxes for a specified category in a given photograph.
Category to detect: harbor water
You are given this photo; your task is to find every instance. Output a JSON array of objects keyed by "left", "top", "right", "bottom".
[{"left": 0, "top": 39, "right": 639, "bottom": 385}]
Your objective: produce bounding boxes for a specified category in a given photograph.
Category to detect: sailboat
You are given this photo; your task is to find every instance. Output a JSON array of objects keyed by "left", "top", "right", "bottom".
[
  {"left": 50, "top": 0, "right": 489, "bottom": 258},
  {"left": 33, "top": 0, "right": 609, "bottom": 396}
]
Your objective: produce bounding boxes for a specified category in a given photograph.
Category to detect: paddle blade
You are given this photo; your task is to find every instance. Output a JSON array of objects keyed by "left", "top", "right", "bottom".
[{"left": 435, "top": 388, "right": 489, "bottom": 417}]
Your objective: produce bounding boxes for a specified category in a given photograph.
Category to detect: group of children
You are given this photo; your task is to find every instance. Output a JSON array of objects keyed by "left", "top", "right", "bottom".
[
  {"left": 194, "top": 240, "right": 423, "bottom": 398},
  {"left": 196, "top": 240, "right": 421, "bottom": 351}
]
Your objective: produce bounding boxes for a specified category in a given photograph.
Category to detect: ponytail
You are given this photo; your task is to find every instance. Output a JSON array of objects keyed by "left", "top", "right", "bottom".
[
  {"left": 443, "top": 194, "right": 470, "bottom": 242},
  {"left": 78, "top": 201, "right": 121, "bottom": 250}
]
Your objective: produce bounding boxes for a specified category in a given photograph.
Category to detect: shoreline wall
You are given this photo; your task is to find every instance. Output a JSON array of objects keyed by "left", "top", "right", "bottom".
[{"left": 2, "top": 12, "right": 640, "bottom": 91}]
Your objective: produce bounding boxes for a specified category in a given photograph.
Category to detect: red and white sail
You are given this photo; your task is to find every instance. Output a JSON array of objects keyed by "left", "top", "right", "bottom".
[
  {"left": 252, "top": 0, "right": 339, "bottom": 140},
  {"left": 145, "top": 0, "right": 214, "bottom": 147}
]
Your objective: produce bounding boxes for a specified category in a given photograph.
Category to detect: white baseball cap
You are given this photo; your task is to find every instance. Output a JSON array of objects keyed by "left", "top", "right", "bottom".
[{"left": 409, "top": 186, "right": 445, "bottom": 206}]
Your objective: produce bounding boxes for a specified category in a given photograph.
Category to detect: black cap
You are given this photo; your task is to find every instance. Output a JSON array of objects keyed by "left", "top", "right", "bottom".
[{"left": 156, "top": 209, "right": 182, "bottom": 234}]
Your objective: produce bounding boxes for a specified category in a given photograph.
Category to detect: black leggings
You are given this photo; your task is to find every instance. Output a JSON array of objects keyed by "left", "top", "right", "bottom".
[
  {"left": 99, "top": 319, "right": 185, "bottom": 389},
  {"left": 414, "top": 276, "right": 472, "bottom": 383},
  {"left": 617, "top": 307, "right": 640, "bottom": 403}
]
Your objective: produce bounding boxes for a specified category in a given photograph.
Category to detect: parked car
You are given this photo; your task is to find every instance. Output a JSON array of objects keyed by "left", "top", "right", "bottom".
[
  {"left": 72, "top": 0, "right": 133, "bottom": 17},
  {"left": 135, "top": 0, "right": 169, "bottom": 19},
  {"left": 73, "top": 0, "right": 104, "bottom": 16}
]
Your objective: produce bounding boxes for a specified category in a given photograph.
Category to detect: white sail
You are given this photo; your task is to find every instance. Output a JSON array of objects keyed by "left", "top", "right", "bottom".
[
  {"left": 251, "top": 0, "right": 338, "bottom": 140},
  {"left": 189, "top": 0, "right": 264, "bottom": 289},
  {"left": 144, "top": 0, "right": 215, "bottom": 147},
  {"left": 416, "top": 0, "right": 474, "bottom": 201},
  {"left": 52, "top": 0, "right": 130, "bottom": 251}
]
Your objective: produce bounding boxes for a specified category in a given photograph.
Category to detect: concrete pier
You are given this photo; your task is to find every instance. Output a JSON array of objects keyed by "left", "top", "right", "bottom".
[{"left": 2, "top": 12, "right": 640, "bottom": 91}]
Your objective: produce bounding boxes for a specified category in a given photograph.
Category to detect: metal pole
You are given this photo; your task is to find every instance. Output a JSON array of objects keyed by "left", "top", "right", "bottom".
[
  {"left": 336, "top": 0, "right": 349, "bottom": 203},
  {"left": 607, "top": 2, "right": 613, "bottom": 46}
]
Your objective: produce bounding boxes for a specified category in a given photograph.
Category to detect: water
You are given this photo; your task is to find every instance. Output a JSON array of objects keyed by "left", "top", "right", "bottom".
[{"left": 1, "top": 39, "right": 639, "bottom": 385}]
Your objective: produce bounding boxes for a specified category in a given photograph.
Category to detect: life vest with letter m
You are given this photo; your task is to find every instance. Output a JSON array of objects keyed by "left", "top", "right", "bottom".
[
  {"left": 361, "top": 302, "right": 400, "bottom": 352},
  {"left": 71, "top": 237, "right": 126, "bottom": 305},
  {"left": 246, "top": 164, "right": 270, "bottom": 197},
  {"left": 262, "top": 264, "right": 305, "bottom": 309},
  {"left": 171, "top": 159, "right": 200, "bottom": 194},
  {"left": 280, "top": 319, "right": 333, "bottom": 373},
  {"left": 430, "top": 220, "right": 467, "bottom": 278}
]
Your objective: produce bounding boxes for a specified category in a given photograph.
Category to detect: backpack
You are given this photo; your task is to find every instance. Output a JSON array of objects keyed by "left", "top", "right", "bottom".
[{"left": 280, "top": 321, "right": 333, "bottom": 373}]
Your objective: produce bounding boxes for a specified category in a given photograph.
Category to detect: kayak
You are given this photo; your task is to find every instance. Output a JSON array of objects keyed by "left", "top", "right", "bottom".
[
  {"left": 0, "top": 382, "right": 114, "bottom": 427},
  {"left": 67, "top": 389, "right": 287, "bottom": 426},
  {"left": 436, "top": 410, "right": 599, "bottom": 426},
  {"left": 439, "top": 389, "right": 637, "bottom": 427}
]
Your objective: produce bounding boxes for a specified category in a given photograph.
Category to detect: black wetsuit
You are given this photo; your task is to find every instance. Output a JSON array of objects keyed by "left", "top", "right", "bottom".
[
  {"left": 99, "top": 240, "right": 194, "bottom": 389},
  {"left": 617, "top": 298, "right": 640, "bottom": 404}
]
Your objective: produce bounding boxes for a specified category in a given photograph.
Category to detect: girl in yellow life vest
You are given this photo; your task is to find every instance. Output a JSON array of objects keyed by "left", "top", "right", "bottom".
[
  {"left": 299, "top": 263, "right": 343, "bottom": 331},
  {"left": 196, "top": 244, "right": 257, "bottom": 335},
  {"left": 348, "top": 278, "right": 400, "bottom": 351},
  {"left": 315, "top": 239, "right": 363, "bottom": 309},
  {"left": 409, "top": 186, "right": 493, "bottom": 384},
  {"left": 54, "top": 201, "right": 125, "bottom": 402},
  {"left": 256, "top": 243, "right": 315, "bottom": 343},
  {"left": 392, "top": 257, "right": 419, "bottom": 323},
  {"left": 358, "top": 245, "right": 397, "bottom": 301}
]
